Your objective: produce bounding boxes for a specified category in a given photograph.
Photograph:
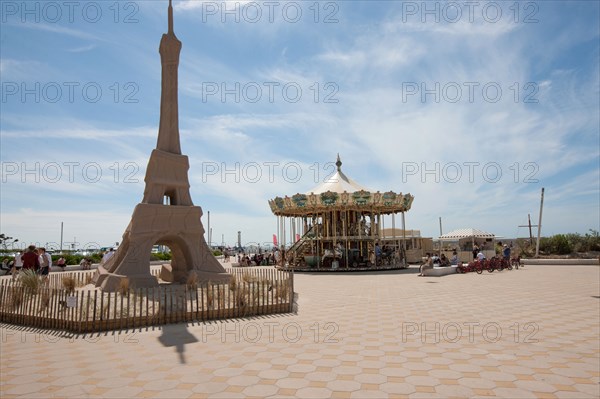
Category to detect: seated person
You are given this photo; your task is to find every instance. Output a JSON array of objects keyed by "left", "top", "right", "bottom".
[
  {"left": 450, "top": 251, "right": 459, "bottom": 265},
  {"left": 477, "top": 251, "right": 486, "bottom": 261},
  {"left": 431, "top": 254, "right": 441, "bottom": 266},
  {"left": 440, "top": 253, "right": 450, "bottom": 266},
  {"left": 419, "top": 254, "right": 434, "bottom": 276}
]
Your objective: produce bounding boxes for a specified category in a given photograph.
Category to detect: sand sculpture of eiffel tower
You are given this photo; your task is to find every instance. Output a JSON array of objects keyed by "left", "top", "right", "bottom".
[{"left": 94, "top": 0, "right": 229, "bottom": 291}]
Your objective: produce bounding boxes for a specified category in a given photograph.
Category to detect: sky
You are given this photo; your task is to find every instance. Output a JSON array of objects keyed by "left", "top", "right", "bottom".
[{"left": 1, "top": 0, "right": 599, "bottom": 251}]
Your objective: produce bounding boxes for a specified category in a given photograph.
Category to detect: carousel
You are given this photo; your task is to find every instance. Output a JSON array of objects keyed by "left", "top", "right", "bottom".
[{"left": 268, "top": 155, "right": 414, "bottom": 271}]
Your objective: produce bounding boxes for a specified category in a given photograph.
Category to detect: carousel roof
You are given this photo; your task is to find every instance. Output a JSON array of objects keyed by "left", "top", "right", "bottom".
[
  {"left": 268, "top": 155, "right": 414, "bottom": 216},
  {"left": 439, "top": 228, "right": 495, "bottom": 240},
  {"left": 306, "top": 156, "right": 370, "bottom": 194}
]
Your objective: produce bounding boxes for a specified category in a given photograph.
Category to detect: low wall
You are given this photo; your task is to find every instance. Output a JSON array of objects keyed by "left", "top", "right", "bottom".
[{"left": 521, "top": 258, "right": 599, "bottom": 266}]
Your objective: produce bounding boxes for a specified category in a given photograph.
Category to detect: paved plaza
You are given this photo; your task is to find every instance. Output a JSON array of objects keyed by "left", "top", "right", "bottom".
[{"left": 1, "top": 264, "right": 599, "bottom": 398}]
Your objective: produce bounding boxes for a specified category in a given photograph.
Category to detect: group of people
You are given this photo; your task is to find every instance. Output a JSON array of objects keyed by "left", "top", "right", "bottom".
[
  {"left": 0, "top": 245, "right": 61, "bottom": 278},
  {"left": 0, "top": 246, "right": 118, "bottom": 277},
  {"left": 419, "top": 242, "right": 513, "bottom": 276},
  {"left": 237, "top": 251, "right": 278, "bottom": 267},
  {"left": 418, "top": 251, "right": 460, "bottom": 276}
]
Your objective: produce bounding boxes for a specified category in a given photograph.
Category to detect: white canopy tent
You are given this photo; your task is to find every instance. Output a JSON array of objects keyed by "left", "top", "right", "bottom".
[
  {"left": 439, "top": 228, "right": 495, "bottom": 240},
  {"left": 439, "top": 228, "right": 497, "bottom": 262}
]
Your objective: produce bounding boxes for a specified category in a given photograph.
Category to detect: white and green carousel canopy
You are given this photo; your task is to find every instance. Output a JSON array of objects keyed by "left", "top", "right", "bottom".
[{"left": 268, "top": 155, "right": 414, "bottom": 216}]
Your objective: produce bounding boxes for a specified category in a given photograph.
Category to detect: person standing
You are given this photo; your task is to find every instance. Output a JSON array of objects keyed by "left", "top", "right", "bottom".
[
  {"left": 38, "top": 247, "right": 52, "bottom": 276},
  {"left": 101, "top": 248, "right": 115, "bottom": 265},
  {"left": 472, "top": 244, "right": 479, "bottom": 260},
  {"left": 375, "top": 243, "right": 382, "bottom": 265},
  {"left": 9, "top": 251, "right": 23, "bottom": 277},
  {"left": 502, "top": 244, "right": 511, "bottom": 262},
  {"left": 21, "top": 245, "right": 40, "bottom": 271}
]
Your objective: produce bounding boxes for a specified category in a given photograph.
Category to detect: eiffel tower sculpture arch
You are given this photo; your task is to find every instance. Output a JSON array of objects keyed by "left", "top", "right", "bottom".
[{"left": 94, "top": 0, "right": 230, "bottom": 291}]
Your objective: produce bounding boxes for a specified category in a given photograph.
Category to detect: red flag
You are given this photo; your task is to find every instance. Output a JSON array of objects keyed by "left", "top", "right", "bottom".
[{"left": 272, "top": 234, "right": 278, "bottom": 246}]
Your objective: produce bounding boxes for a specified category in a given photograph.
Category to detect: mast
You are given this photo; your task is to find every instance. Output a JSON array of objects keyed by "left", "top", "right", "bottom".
[{"left": 535, "top": 187, "right": 545, "bottom": 257}]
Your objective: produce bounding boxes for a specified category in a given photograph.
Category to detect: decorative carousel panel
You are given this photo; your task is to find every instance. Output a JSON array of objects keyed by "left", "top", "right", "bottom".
[
  {"left": 308, "top": 193, "right": 318, "bottom": 207},
  {"left": 320, "top": 191, "right": 339, "bottom": 206},
  {"left": 382, "top": 191, "right": 397, "bottom": 206},
  {"left": 292, "top": 193, "right": 308, "bottom": 208},
  {"left": 352, "top": 190, "right": 372, "bottom": 206},
  {"left": 340, "top": 191, "right": 350, "bottom": 205},
  {"left": 274, "top": 197, "right": 285, "bottom": 210},
  {"left": 373, "top": 191, "right": 382, "bottom": 205},
  {"left": 284, "top": 196, "right": 293, "bottom": 207},
  {"left": 403, "top": 194, "right": 414, "bottom": 210}
]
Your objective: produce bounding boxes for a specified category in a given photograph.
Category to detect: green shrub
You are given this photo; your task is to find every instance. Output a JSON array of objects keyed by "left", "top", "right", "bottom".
[
  {"left": 151, "top": 252, "right": 172, "bottom": 261},
  {"left": 540, "top": 234, "right": 572, "bottom": 255}
]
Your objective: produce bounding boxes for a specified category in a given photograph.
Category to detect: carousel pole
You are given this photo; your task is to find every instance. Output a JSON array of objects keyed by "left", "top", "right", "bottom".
[
  {"left": 392, "top": 213, "right": 396, "bottom": 264},
  {"left": 319, "top": 212, "right": 324, "bottom": 267},
  {"left": 283, "top": 215, "right": 286, "bottom": 251},
  {"left": 345, "top": 209, "right": 349, "bottom": 269},
  {"left": 402, "top": 211, "right": 407, "bottom": 268}
]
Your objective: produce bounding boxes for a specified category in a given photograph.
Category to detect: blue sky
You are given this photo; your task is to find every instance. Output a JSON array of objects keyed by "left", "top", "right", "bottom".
[{"left": 1, "top": 0, "right": 599, "bottom": 250}]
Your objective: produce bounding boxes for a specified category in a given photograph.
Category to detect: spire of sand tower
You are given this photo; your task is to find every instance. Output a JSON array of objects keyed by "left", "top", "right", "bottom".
[
  {"left": 168, "top": 0, "right": 174, "bottom": 34},
  {"left": 156, "top": 0, "right": 182, "bottom": 154}
]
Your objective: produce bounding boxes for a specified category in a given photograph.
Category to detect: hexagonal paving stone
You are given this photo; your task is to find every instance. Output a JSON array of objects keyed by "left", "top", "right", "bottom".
[
  {"left": 226, "top": 375, "right": 260, "bottom": 387},
  {"left": 350, "top": 389, "right": 390, "bottom": 398},
  {"left": 492, "top": 387, "right": 538, "bottom": 398},
  {"left": 353, "top": 373, "right": 387, "bottom": 384},
  {"left": 449, "top": 363, "right": 484, "bottom": 373},
  {"left": 498, "top": 365, "right": 535, "bottom": 375},
  {"left": 435, "top": 384, "right": 475, "bottom": 397},
  {"left": 276, "top": 378, "right": 311, "bottom": 390},
  {"left": 333, "top": 365, "right": 363, "bottom": 376},
  {"left": 551, "top": 367, "right": 592, "bottom": 378},
  {"left": 326, "top": 379, "right": 362, "bottom": 392},
  {"left": 380, "top": 382, "right": 416, "bottom": 395},
  {"left": 380, "top": 367, "right": 411, "bottom": 377},
  {"left": 190, "top": 382, "right": 229, "bottom": 394},
  {"left": 50, "top": 375, "right": 91, "bottom": 387},
  {"left": 287, "top": 363, "right": 317, "bottom": 373},
  {"left": 305, "top": 371, "right": 338, "bottom": 382},
  {"left": 152, "top": 389, "right": 193, "bottom": 398},
  {"left": 258, "top": 369, "right": 290, "bottom": 379},
  {"left": 403, "top": 362, "right": 434, "bottom": 371},
  {"left": 242, "top": 361, "right": 272, "bottom": 371},
  {"left": 457, "top": 377, "right": 496, "bottom": 390},
  {"left": 242, "top": 384, "right": 279, "bottom": 396},
  {"left": 295, "top": 387, "right": 333, "bottom": 398},
  {"left": 480, "top": 368, "right": 518, "bottom": 381},
  {"left": 514, "top": 378, "right": 560, "bottom": 393},
  {"left": 405, "top": 375, "right": 441, "bottom": 387}
]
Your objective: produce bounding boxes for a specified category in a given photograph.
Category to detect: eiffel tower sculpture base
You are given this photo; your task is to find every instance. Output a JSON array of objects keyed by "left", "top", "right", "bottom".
[{"left": 93, "top": 151, "right": 230, "bottom": 292}]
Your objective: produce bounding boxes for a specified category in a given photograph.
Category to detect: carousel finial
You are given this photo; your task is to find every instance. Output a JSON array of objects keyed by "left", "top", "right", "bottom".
[{"left": 336, "top": 154, "right": 342, "bottom": 171}]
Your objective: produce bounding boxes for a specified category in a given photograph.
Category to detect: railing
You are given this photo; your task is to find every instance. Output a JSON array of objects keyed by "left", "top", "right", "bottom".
[
  {"left": 0, "top": 268, "right": 294, "bottom": 333},
  {"left": 284, "top": 225, "right": 317, "bottom": 267}
]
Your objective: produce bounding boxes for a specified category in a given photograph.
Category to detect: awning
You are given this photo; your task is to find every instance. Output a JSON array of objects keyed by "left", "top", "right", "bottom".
[{"left": 439, "top": 228, "right": 495, "bottom": 240}]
